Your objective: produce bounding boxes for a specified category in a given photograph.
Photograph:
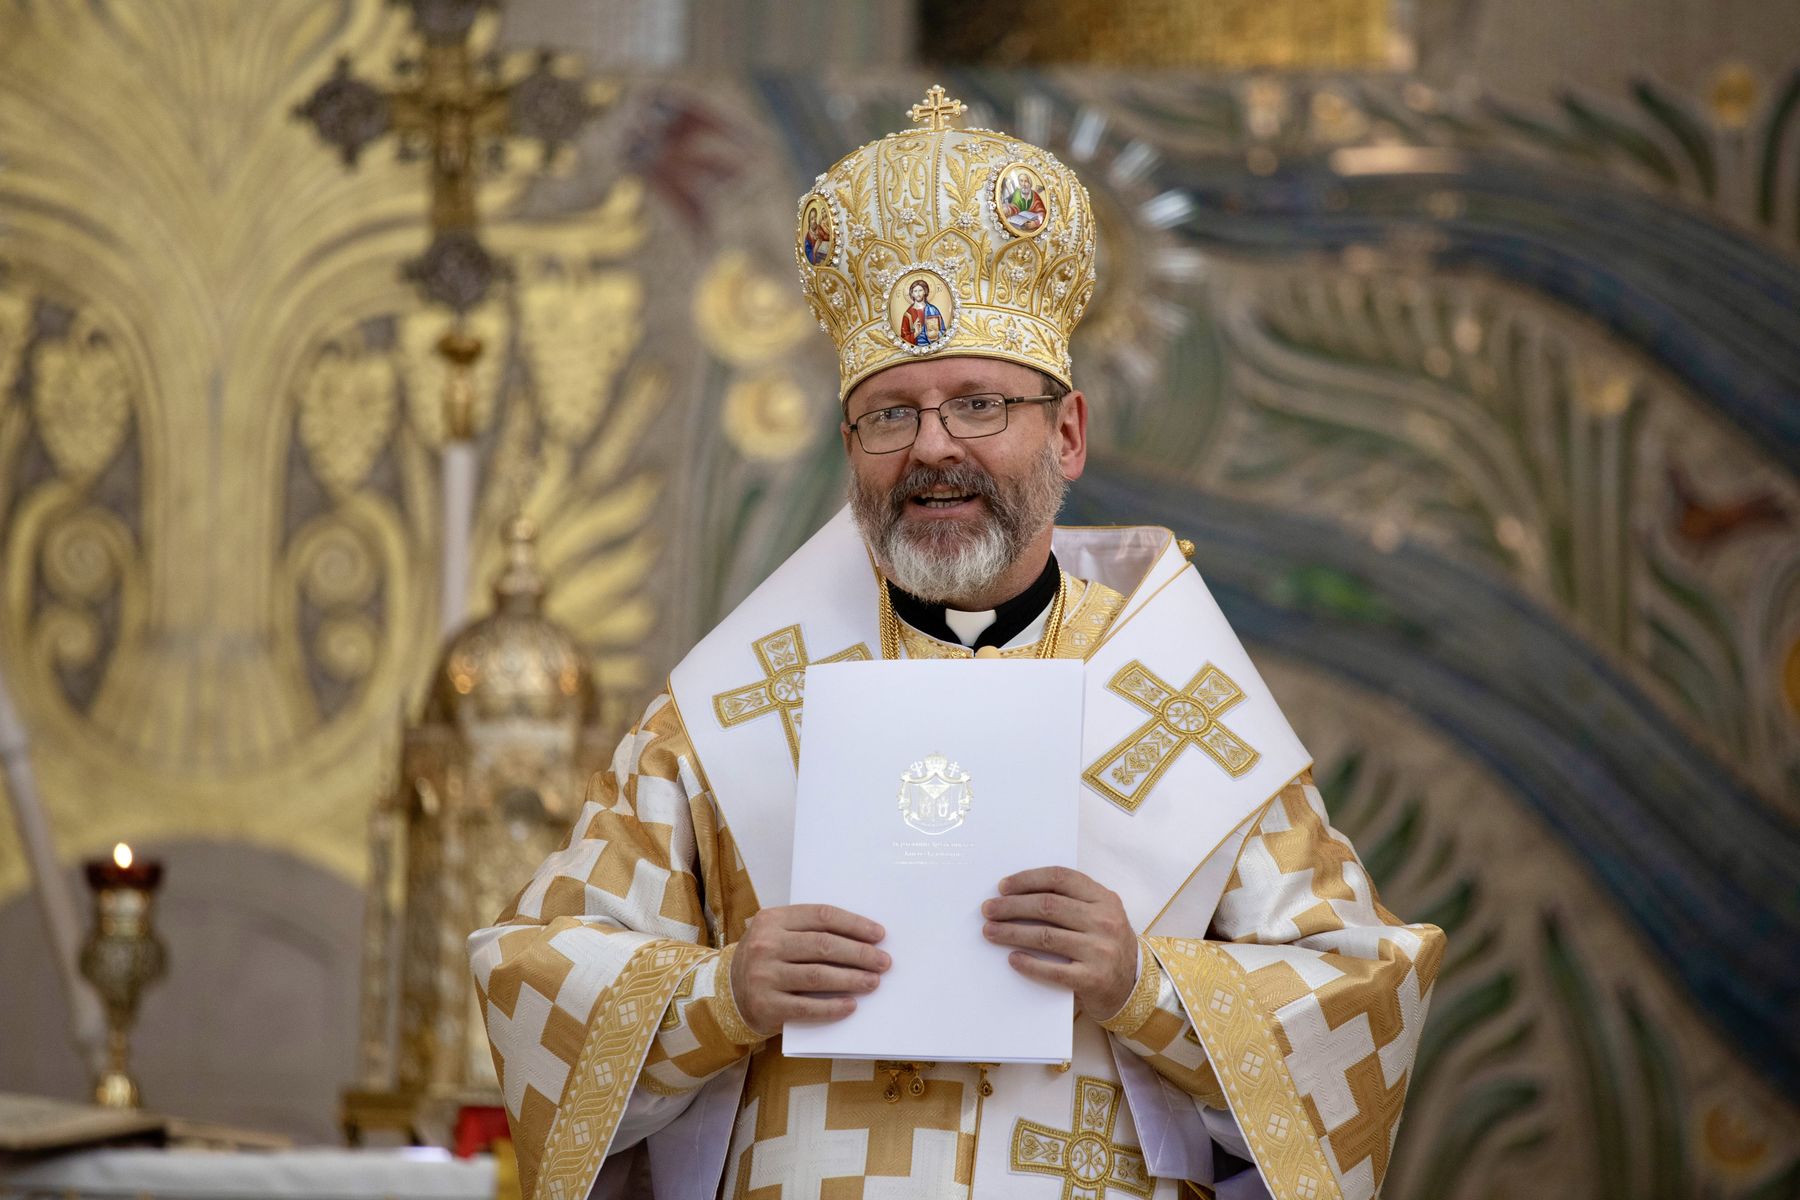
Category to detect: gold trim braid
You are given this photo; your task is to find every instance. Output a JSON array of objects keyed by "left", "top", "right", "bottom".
[
  {"left": 1099, "top": 938, "right": 1162, "bottom": 1038},
  {"left": 712, "top": 942, "right": 769, "bottom": 1046},
  {"left": 1145, "top": 938, "right": 1344, "bottom": 1200},
  {"left": 531, "top": 941, "right": 712, "bottom": 1200}
]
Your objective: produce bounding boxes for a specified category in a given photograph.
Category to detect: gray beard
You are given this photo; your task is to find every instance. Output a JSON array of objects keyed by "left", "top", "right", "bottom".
[{"left": 849, "top": 440, "right": 1068, "bottom": 606}]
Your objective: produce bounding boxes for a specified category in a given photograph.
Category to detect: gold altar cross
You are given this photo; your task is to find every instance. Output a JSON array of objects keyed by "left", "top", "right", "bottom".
[
  {"left": 1011, "top": 1076, "right": 1154, "bottom": 1199},
  {"left": 297, "top": 4, "right": 606, "bottom": 432},
  {"left": 711, "top": 625, "right": 871, "bottom": 767},
  {"left": 909, "top": 84, "right": 967, "bottom": 132},
  {"left": 1083, "top": 660, "right": 1261, "bottom": 812}
]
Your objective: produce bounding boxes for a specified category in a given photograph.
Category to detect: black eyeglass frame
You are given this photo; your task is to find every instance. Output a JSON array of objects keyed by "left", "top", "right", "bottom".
[{"left": 844, "top": 393, "right": 1059, "bottom": 454}]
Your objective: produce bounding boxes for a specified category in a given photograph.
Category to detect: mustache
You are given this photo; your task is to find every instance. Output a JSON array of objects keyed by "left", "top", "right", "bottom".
[{"left": 885, "top": 463, "right": 1000, "bottom": 513}]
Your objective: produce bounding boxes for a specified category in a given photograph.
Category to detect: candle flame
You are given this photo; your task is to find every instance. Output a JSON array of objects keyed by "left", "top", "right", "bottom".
[{"left": 113, "top": 842, "right": 132, "bottom": 869}]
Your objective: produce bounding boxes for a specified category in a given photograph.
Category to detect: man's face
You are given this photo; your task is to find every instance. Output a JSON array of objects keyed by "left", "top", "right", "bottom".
[{"left": 841, "top": 357, "right": 1088, "bottom": 603}]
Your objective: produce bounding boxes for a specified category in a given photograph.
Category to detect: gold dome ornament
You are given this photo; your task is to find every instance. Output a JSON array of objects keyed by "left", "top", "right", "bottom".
[
  {"left": 432, "top": 515, "right": 597, "bottom": 725},
  {"left": 347, "top": 513, "right": 612, "bottom": 1143},
  {"left": 796, "top": 85, "right": 1099, "bottom": 400}
]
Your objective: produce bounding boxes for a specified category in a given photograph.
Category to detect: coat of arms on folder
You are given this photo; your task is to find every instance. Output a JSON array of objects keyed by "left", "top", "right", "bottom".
[{"left": 897, "top": 753, "right": 972, "bottom": 835}]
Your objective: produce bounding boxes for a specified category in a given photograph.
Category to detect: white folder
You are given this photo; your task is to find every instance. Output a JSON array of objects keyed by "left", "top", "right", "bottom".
[{"left": 784, "top": 659, "right": 1083, "bottom": 1063}]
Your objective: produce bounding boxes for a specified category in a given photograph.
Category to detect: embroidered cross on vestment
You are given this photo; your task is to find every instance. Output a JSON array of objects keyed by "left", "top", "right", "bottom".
[
  {"left": 712, "top": 625, "right": 871, "bottom": 767},
  {"left": 1083, "top": 660, "right": 1261, "bottom": 812},
  {"left": 1010, "top": 1076, "right": 1153, "bottom": 1199}
]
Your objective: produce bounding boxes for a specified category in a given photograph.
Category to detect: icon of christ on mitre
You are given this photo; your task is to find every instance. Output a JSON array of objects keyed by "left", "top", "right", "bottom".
[{"left": 899, "top": 277, "right": 949, "bottom": 347}]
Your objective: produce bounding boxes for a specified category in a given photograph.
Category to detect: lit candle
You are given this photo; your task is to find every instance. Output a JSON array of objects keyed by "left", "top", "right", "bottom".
[
  {"left": 84, "top": 841, "right": 162, "bottom": 891},
  {"left": 80, "top": 840, "right": 167, "bottom": 1107}
]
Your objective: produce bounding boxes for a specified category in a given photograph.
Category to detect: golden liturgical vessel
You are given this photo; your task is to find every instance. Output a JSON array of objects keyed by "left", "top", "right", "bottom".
[{"left": 343, "top": 516, "right": 609, "bottom": 1144}]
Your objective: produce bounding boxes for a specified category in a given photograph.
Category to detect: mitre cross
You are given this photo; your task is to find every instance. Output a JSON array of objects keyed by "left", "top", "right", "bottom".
[{"left": 909, "top": 84, "right": 967, "bottom": 132}]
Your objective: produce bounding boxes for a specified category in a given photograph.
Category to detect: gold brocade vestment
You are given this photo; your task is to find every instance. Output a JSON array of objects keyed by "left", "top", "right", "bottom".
[{"left": 470, "top": 559, "right": 1444, "bottom": 1200}]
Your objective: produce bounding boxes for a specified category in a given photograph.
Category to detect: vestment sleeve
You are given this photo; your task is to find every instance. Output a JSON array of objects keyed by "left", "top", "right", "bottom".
[
  {"left": 467, "top": 692, "right": 765, "bottom": 1200},
  {"left": 1143, "top": 770, "right": 1446, "bottom": 1200},
  {"left": 1100, "top": 942, "right": 1228, "bottom": 1106}
]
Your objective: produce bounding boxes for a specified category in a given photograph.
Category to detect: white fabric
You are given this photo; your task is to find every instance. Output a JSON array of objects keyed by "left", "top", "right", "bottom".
[
  {"left": 668, "top": 507, "right": 876, "bottom": 909},
  {"left": 638, "top": 1059, "right": 749, "bottom": 1199},
  {"left": 942, "top": 606, "right": 995, "bottom": 645},
  {"left": 969, "top": 1019, "right": 1188, "bottom": 1196},
  {"left": 1111, "top": 1039, "right": 1217, "bottom": 1181},
  {"left": 1073, "top": 533, "right": 1311, "bottom": 932},
  {"left": 0, "top": 1148, "right": 493, "bottom": 1199}
]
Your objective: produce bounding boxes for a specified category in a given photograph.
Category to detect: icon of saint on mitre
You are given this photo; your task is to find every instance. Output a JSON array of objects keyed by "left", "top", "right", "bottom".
[
  {"left": 994, "top": 164, "right": 1048, "bottom": 237},
  {"left": 799, "top": 194, "right": 835, "bottom": 267},
  {"left": 888, "top": 269, "right": 956, "bottom": 350}
]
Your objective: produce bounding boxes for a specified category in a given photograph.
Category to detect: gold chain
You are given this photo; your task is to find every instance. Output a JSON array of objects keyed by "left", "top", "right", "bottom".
[{"left": 878, "top": 571, "right": 1067, "bottom": 660}]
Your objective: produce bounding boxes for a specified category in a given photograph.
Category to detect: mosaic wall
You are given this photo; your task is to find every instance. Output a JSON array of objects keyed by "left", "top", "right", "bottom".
[{"left": 0, "top": 1, "right": 1796, "bottom": 1190}]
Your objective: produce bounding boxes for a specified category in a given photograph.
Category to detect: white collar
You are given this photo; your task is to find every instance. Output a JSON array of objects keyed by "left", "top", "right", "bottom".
[{"left": 942, "top": 607, "right": 996, "bottom": 646}]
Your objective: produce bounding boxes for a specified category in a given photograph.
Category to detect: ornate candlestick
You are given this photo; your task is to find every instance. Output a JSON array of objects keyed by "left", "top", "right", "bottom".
[{"left": 80, "top": 843, "right": 167, "bottom": 1108}]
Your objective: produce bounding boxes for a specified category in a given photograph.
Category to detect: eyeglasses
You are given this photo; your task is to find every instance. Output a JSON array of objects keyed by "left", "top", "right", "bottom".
[{"left": 845, "top": 393, "right": 1058, "bottom": 454}]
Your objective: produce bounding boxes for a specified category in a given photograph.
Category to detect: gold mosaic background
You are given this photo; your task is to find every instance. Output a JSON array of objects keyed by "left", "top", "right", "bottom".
[
  {"left": 925, "top": 0, "right": 1405, "bottom": 69},
  {"left": 0, "top": 2, "right": 830, "bottom": 900}
]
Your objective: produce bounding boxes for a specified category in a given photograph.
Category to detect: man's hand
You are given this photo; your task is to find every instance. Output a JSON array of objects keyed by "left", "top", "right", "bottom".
[
  {"left": 982, "top": 866, "right": 1137, "bottom": 1021},
  {"left": 730, "top": 904, "right": 890, "bottom": 1036}
]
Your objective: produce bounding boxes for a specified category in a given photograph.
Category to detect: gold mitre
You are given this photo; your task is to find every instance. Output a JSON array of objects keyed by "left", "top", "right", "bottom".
[{"left": 795, "top": 85, "right": 1097, "bottom": 400}]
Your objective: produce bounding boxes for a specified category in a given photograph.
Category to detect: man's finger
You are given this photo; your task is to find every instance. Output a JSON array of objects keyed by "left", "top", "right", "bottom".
[
  {"left": 984, "top": 920, "right": 1086, "bottom": 960},
  {"left": 783, "top": 903, "right": 886, "bottom": 943},
  {"left": 1004, "top": 949, "right": 1081, "bottom": 988},
  {"left": 778, "top": 930, "right": 892, "bottom": 971},
  {"left": 982, "top": 892, "right": 1091, "bottom": 929},
  {"left": 769, "top": 994, "right": 858, "bottom": 1024},
  {"left": 773, "top": 962, "right": 883, "bottom": 995},
  {"left": 998, "top": 865, "right": 1105, "bottom": 901}
]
